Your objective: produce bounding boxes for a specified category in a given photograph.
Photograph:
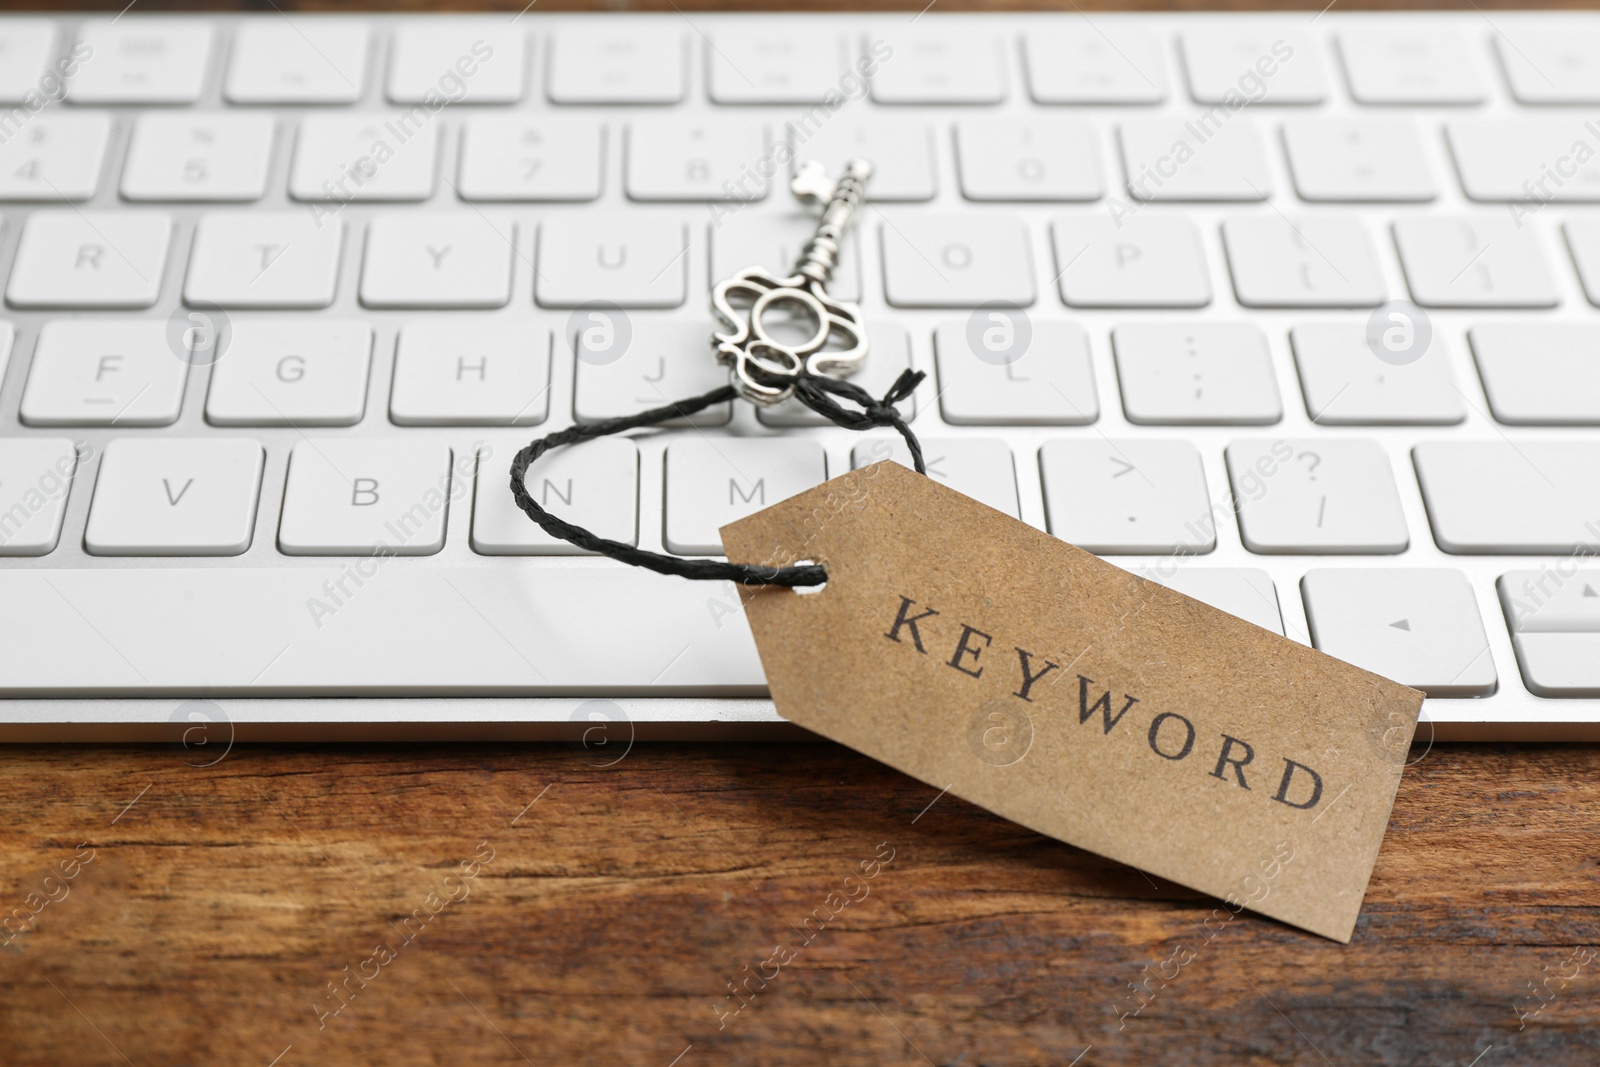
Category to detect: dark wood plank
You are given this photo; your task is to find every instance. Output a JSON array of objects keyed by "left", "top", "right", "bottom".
[{"left": 1, "top": 741, "right": 1597, "bottom": 1065}]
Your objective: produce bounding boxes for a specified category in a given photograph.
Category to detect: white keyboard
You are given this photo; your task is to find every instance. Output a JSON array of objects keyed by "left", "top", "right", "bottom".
[{"left": 2, "top": 11, "right": 1599, "bottom": 741}]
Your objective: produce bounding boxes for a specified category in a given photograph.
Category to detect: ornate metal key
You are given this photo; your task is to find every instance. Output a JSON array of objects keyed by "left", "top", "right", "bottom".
[{"left": 711, "top": 159, "right": 873, "bottom": 405}]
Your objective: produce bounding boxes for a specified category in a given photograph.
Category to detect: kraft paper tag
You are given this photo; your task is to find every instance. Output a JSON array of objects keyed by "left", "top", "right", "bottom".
[{"left": 721, "top": 461, "right": 1423, "bottom": 943}]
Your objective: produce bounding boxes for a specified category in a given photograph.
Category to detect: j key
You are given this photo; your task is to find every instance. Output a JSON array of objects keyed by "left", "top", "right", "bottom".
[
  {"left": 868, "top": 28, "right": 1004, "bottom": 104},
  {"left": 1393, "top": 217, "right": 1558, "bottom": 309},
  {"left": 387, "top": 23, "right": 524, "bottom": 104},
  {"left": 472, "top": 437, "right": 639, "bottom": 555},
  {"left": 710, "top": 212, "right": 862, "bottom": 303},
  {"left": 1180, "top": 29, "right": 1326, "bottom": 105},
  {"left": 21, "top": 320, "right": 187, "bottom": 428},
  {"left": 1138, "top": 567, "right": 1283, "bottom": 635},
  {"left": 665, "top": 439, "right": 827, "bottom": 554},
  {"left": 1039, "top": 439, "right": 1215, "bottom": 554},
  {"left": 1113, "top": 323, "right": 1281, "bottom": 426},
  {"left": 185, "top": 212, "right": 343, "bottom": 309},
  {"left": 7, "top": 211, "right": 170, "bottom": 309},
  {"left": 1494, "top": 28, "right": 1600, "bottom": 105},
  {"left": 1290, "top": 324, "right": 1464, "bottom": 426},
  {"left": 1499, "top": 571, "right": 1600, "bottom": 698},
  {"left": 547, "top": 26, "right": 684, "bottom": 104},
  {"left": 1414, "top": 441, "right": 1600, "bottom": 554},
  {"left": 1448, "top": 119, "right": 1600, "bottom": 202},
  {"left": 955, "top": 117, "right": 1103, "bottom": 202},
  {"left": 880, "top": 213, "right": 1035, "bottom": 308},
  {"left": 1302, "top": 569, "right": 1497, "bottom": 697},
  {"left": 121, "top": 113, "right": 275, "bottom": 202},
  {"left": 933, "top": 318, "right": 1098, "bottom": 426},
  {"left": 1223, "top": 216, "right": 1386, "bottom": 308},
  {"left": 66, "top": 20, "right": 212, "bottom": 104},
  {"left": 0, "top": 20, "right": 55, "bottom": 104},
  {"left": 1469, "top": 324, "right": 1600, "bottom": 426},
  {"left": 0, "top": 438, "right": 78, "bottom": 557},
  {"left": 536, "top": 216, "right": 688, "bottom": 309},
  {"left": 758, "top": 323, "right": 915, "bottom": 428},
  {"left": 853, "top": 438, "right": 1020, "bottom": 518},
  {"left": 1227, "top": 439, "right": 1409, "bottom": 554},
  {"left": 226, "top": 20, "right": 369, "bottom": 104},
  {"left": 1281, "top": 117, "right": 1436, "bottom": 202},
  {"left": 205, "top": 322, "right": 373, "bottom": 427},
  {"left": 290, "top": 115, "right": 439, "bottom": 202},
  {"left": 279, "top": 440, "right": 455, "bottom": 556},
  {"left": 708, "top": 25, "right": 850, "bottom": 104},
  {"left": 573, "top": 320, "right": 729, "bottom": 428},
  {"left": 360, "top": 213, "right": 515, "bottom": 309},
  {"left": 391, "top": 322, "right": 551, "bottom": 427},
  {"left": 1119, "top": 118, "right": 1270, "bottom": 201},
  {"left": 1052, "top": 215, "right": 1211, "bottom": 308},
  {"left": 1336, "top": 29, "right": 1485, "bottom": 104},
  {"left": 788, "top": 119, "right": 935, "bottom": 202},
  {"left": 627, "top": 119, "right": 769, "bottom": 202},
  {"left": 1023, "top": 27, "right": 1166, "bottom": 104},
  {"left": 457, "top": 116, "right": 604, "bottom": 202},
  {"left": 84, "top": 439, "right": 263, "bottom": 557},
  {"left": 0, "top": 113, "right": 112, "bottom": 200}
]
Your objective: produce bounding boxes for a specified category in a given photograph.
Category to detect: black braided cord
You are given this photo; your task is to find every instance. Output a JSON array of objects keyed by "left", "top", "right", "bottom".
[{"left": 509, "top": 368, "right": 927, "bottom": 587}]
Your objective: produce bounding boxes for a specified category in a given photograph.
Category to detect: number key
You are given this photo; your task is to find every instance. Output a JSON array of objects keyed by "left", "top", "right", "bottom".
[
  {"left": 626, "top": 118, "right": 768, "bottom": 203},
  {"left": 122, "top": 113, "right": 275, "bottom": 201},
  {"left": 457, "top": 116, "right": 604, "bottom": 202},
  {"left": 955, "top": 117, "right": 1101, "bottom": 202}
]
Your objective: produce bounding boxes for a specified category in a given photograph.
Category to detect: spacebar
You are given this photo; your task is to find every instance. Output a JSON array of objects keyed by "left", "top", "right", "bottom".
[{"left": 0, "top": 567, "right": 765, "bottom": 697}]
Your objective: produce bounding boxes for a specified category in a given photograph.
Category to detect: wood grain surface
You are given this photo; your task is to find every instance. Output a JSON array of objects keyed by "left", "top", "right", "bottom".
[{"left": 1, "top": 740, "right": 1597, "bottom": 1065}]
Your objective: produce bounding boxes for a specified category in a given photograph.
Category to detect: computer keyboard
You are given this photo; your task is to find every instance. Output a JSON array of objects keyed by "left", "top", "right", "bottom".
[{"left": 1, "top": 10, "right": 1598, "bottom": 741}]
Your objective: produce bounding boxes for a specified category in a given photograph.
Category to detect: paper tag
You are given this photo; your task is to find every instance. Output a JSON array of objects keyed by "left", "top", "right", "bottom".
[{"left": 721, "top": 461, "right": 1422, "bottom": 943}]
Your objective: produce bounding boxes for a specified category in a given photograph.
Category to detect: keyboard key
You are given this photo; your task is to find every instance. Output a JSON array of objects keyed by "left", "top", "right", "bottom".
[
  {"left": 1394, "top": 217, "right": 1559, "bottom": 309},
  {"left": 360, "top": 213, "right": 515, "bottom": 309},
  {"left": 387, "top": 23, "right": 525, "bottom": 104},
  {"left": 473, "top": 438, "right": 638, "bottom": 555},
  {"left": 0, "top": 438, "right": 79, "bottom": 557},
  {"left": 1448, "top": 119, "right": 1600, "bottom": 202},
  {"left": 0, "top": 113, "right": 112, "bottom": 201},
  {"left": 757, "top": 322, "right": 914, "bottom": 427},
  {"left": 708, "top": 25, "right": 851, "bottom": 104},
  {"left": 933, "top": 319, "right": 1098, "bottom": 426},
  {"left": 7, "top": 212, "right": 169, "bottom": 309},
  {"left": 1302, "top": 569, "right": 1496, "bottom": 697},
  {"left": 1223, "top": 215, "right": 1387, "bottom": 308},
  {"left": 664, "top": 439, "right": 826, "bottom": 554},
  {"left": 869, "top": 28, "right": 1004, "bottom": 104},
  {"left": 0, "top": 322, "right": 10, "bottom": 386},
  {"left": 547, "top": 25, "right": 683, "bottom": 104},
  {"left": 626, "top": 119, "right": 769, "bottom": 202},
  {"left": 391, "top": 321, "right": 550, "bottom": 427},
  {"left": 1495, "top": 28, "right": 1600, "bottom": 105},
  {"left": 1469, "top": 323, "right": 1600, "bottom": 426},
  {"left": 852, "top": 438, "right": 1019, "bottom": 517},
  {"left": 1181, "top": 29, "right": 1325, "bottom": 105},
  {"left": 880, "top": 213, "right": 1035, "bottom": 308},
  {"left": 1040, "top": 440, "right": 1215, "bottom": 554},
  {"left": 121, "top": 113, "right": 275, "bottom": 202},
  {"left": 573, "top": 320, "right": 728, "bottom": 428},
  {"left": 1500, "top": 570, "right": 1600, "bottom": 634},
  {"left": 291, "top": 115, "right": 439, "bottom": 202},
  {"left": 710, "top": 212, "right": 862, "bottom": 303},
  {"left": 1138, "top": 567, "right": 1283, "bottom": 635},
  {"left": 21, "top": 320, "right": 187, "bottom": 427},
  {"left": 1023, "top": 26, "right": 1166, "bottom": 104},
  {"left": 279, "top": 440, "right": 454, "bottom": 556},
  {"left": 1119, "top": 117, "right": 1270, "bottom": 201},
  {"left": 1290, "top": 324, "right": 1464, "bottom": 425},
  {"left": 205, "top": 322, "right": 373, "bottom": 427},
  {"left": 84, "top": 439, "right": 263, "bottom": 557},
  {"left": 1052, "top": 215, "right": 1210, "bottom": 308},
  {"left": 66, "top": 20, "right": 212, "bottom": 104},
  {"left": 789, "top": 119, "right": 935, "bottom": 202},
  {"left": 1336, "top": 29, "right": 1484, "bottom": 104},
  {"left": 955, "top": 117, "right": 1102, "bottom": 202},
  {"left": 1504, "top": 633, "right": 1600, "bottom": 698},
  {"left": 226, "top": 20, "right": 368, "bottom": 104},
  {"left": 1113, "top": 323, "right": 1281, "bottom": 425},
  {"left": 536, "top": 216, "right": 688, "bottom": 309},
  {"left": 457, "top": 116, "right": 604, "bottom": 202},
  {"left": 1227, "top": 439, "right": 1409, "bottom": 554},
  {"left": 1281, "top": 117, "right": 1436, "bottom": 203},
  {"left": 1414, "top": 441, "right": 1600, "bottom": 554},
  {"left": 185, "top": 212, "right": 344, "bottom": 309},
  {"left": 0, "top": 20, "right": 55, "bottom": 104}
]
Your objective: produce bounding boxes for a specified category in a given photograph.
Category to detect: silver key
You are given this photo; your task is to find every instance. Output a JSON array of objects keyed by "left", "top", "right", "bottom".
[
  {"left": 852, "top": 438, "right": 1019, "bottom": 518},
  {"left": 537, "top": 216, "right": 688, "bottom": 309},
  {"left": 880, "top": 213, "right": 1035, "bottom": 308},
  {"left": 84, "top": 439, "right": 263, "bottom": 557},
  {"left": 757, "top": 323, "right": 913, "bottom": 428},
  {"left": 933, "top": 318, "right": 1098, "bottom": 426},
  {"left": 1281, "top": 117, "right": 1436, "bottom": 203},
  {"left": 1393, "top": 217, "right": 1559, "bottom": 309},
  {"left": 789, "top": 120, "right": 935, "bottom": 202},
  {"left": 1113, "top": 323, "right": 1281, "bottom": 426},
  {"left": 1227, "top": 439, "right": 1409, "bottom": 554},
  {"left": 954, "top": 117, "right": 1102, "bottom": 202},
  {"left": 0, "top": 438, "right": 79, "bottom": 557},
  {"left": 1469, "top": 324, "right": 1600, "bottom": 426},
  {"left": 1414, "top": 441, "right": 1600, "bottom": 554},
  {"left": 1052, "top": 215, "right": 1211, "bottom": 308},
  {"left": 1039, "top": 440, "right": 1215, "bottom": 554},
  {"left": 1223, "top": 215, "right": 1387, "bottom": 308},
  {"left": 472, "top": 438, "right": 638, "bottom": 556},
  {"left": 21, "top": 320, "right": 186, "bottom": 428},
  {"left": 710, "top": 213, "right": 862, "bottom": 304},
  {"left": 1290, "top": 324, "right": 1464, "bottom": 426},
  {"left": 664, "top": 439, "right": 827, "bottom": 555}
]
